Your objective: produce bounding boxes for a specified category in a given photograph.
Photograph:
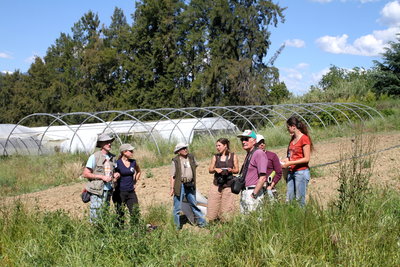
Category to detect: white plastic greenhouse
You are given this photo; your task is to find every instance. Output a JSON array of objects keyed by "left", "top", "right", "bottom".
[{"left": 0, "top": 103, "right": 383, "bottom": 156}]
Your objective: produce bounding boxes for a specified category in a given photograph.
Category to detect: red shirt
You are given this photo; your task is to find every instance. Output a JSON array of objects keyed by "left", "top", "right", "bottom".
[{"left": 288, "top": 134, "right": 310, "bottom": 171}]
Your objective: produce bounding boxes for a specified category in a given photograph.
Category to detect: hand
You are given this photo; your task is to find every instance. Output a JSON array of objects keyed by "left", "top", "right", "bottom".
[
  {"left": 102, "top": 175, "right": 112, "bottom": 182},
  {"left": 266, "top": 185, "right": 273, "bottom": 190},
  {"left": 281, "top": 158, "right": 289, "bottom": 163},
  {"left": 113, "top": 172, "right": 120, "bottom": 179},
  {"left": 281, "top": 162, "right": 290, "bottom": 168},
  {"left": 215, "top": 168, "right": 223, "bottom": 174}
]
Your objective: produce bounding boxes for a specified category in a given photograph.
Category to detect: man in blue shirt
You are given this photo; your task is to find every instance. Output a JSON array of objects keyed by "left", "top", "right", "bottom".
[{"left": 82, "top": 133, "right": 120, "bottom": 223}]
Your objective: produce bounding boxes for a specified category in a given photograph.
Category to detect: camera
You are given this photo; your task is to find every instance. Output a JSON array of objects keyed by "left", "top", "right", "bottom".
[{"left": 217, "top": 175, "right": 226, "bottom": 185}]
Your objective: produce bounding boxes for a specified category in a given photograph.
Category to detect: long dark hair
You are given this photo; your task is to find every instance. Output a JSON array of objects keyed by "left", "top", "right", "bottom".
[
  {"left": 216, "top": 138, "right": 230, "bottom": 155},
  {"left": 286, "top": 116, "right": 314, "bottom": 151}
]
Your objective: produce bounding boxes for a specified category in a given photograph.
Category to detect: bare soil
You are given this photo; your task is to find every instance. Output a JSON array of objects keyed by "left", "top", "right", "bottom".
[{"left": 4, "top": 132, "right": 400, "bottom": 219}]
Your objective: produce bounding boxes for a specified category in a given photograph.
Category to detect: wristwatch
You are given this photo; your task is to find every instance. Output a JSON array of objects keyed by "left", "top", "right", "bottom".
[{"left": 251, "top": 192, "right": 257, "bottom": 199}]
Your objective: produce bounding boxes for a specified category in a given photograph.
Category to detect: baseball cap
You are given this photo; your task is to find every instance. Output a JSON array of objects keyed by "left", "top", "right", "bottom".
[{"left": 237, "top": 130, "right": 257, "bottom": 139}]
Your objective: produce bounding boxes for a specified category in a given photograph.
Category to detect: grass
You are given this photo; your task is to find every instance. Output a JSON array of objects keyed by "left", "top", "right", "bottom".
[
  {"left": 0, "top": 153, "right": 87, "bottom": 196},
  {"left": 0, "top": 188, "right": 399, "bottom": 266}
]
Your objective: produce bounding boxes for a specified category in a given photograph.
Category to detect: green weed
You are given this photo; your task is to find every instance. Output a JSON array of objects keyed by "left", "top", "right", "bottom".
[{"left": 1, "top": 188, "right": 399, "bottom": 266}]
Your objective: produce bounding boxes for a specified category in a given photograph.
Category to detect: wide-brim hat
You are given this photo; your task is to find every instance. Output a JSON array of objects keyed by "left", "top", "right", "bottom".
[
  {"left": 256, "top": 134, "right": 265, "bottom": 144},
  {"left": 96, "top": 133, "right": 115, "bottom": 148},
  {"left": 119, "top": 143, "right": 135, "bottom": 152},
  {"left": 237, "top": 130, "right": 257, "bottom": 139},
  {"left": 174, "top": 142, "right": 188, "bottom": 154}
]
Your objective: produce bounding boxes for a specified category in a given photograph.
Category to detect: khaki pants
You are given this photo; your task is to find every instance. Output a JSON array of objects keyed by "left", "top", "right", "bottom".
[{"left": 207, "top": 184, "right": 236, "bottom": 221}]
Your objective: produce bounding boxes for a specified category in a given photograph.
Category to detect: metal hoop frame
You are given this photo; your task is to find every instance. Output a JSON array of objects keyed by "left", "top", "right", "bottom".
[{"left": 2, "top": 103, "right": 383, "bottom": 155}]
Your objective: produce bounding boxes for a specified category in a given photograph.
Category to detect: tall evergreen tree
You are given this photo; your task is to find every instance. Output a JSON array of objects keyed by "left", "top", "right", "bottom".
[
  {"left": 186, "top": 0, "right": 285, "bottom": 106},
  {"left": 373, "top": 34, "right": 400, "bottom": 96},
  {"left": 129, "top": 0, "right": 187, "bottom": 109}
]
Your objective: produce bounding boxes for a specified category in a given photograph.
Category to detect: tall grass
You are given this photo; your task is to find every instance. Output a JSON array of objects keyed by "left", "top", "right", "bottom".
[
  {"left": 0, "top": 188, "right": 399, "bottom": 266},
  {"left": 0, "top": 153, "right": 87, "bottom": 196}
]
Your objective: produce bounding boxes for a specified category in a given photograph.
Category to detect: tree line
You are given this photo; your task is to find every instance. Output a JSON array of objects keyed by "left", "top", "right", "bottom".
[{"left": 0, "top": 0, "right": 291, "bottom": 125}]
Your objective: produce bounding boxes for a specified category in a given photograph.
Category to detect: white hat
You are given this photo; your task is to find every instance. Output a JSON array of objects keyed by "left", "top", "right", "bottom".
[
  {"left": 119, "top": 143, "right": 135, "bottom": 152},
  {"left": 174, "top": 142, "right": 188, "bottom": 154},
  {"left": 256, "top": 134, "right": 265, "bottom": 144}
]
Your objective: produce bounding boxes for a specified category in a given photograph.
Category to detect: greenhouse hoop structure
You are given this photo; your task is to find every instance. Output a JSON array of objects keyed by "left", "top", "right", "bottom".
[{"left": 0, "top": 102, "right": 383, "bottom": 156}]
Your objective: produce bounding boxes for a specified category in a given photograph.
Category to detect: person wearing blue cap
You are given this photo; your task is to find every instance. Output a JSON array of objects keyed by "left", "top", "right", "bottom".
[{"left": 236, "top": 130, "right": 268, "bottom": 213}]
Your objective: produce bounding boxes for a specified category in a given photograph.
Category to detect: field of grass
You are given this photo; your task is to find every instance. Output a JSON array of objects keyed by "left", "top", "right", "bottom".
[{"left": 0, "top": 188, "right": 399, "bottom": 266}]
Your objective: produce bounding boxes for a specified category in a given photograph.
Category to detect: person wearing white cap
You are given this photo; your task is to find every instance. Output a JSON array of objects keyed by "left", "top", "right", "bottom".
[
  {"left": 82, "top": 133, "right": 120, "bottom": 223},
  {"left": 236, "top": 130, "right": 268, "bottom": 213},
  {"left": 112, "top": 143, "right": 142, "bottom": 227},
  {"left": 170, "top": 142, "right": 206, "bottom": 229},
  {"left": 256, "top": 134, "right": 282, "bottom": 198}
]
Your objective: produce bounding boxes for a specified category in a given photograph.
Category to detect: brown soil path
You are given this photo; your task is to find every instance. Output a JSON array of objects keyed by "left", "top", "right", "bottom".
[{"left": 4, "top": 132, "right": 400, "bottom": 219}]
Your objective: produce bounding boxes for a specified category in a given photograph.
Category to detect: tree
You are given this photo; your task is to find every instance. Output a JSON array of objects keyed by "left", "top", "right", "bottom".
[
  {"left": 129, "top": 0, "right": 187, "bottom": 109},
  {"left": 373, "top": 34, "right": 400, "bottom": 96},
  {"left": 188, "top": 0, "right": 285, "bottom": 105},
  {"left": 301, "top": 65, "right": 376, "bottom": 103}
]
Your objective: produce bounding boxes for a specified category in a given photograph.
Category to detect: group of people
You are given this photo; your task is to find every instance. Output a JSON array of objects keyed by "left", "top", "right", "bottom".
[{"left": 82, "top": 116, "right": 313, "bottom": 230}]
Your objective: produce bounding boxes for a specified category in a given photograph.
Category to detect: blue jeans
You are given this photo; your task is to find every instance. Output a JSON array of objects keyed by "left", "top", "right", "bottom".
[
  {"left": 286, "top": 169, "right": 310, "bottom": 206},
  {"left": 173, "top": 184, "right": 206, "bottom": 229},
  {"left": 89, "top": 190, "right": 111, "bottom": 223}
]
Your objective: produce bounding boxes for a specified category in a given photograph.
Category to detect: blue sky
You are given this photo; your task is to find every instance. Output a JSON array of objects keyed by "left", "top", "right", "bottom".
[{"left": 1, "top": 0, "right": 399, "bottom": 95}]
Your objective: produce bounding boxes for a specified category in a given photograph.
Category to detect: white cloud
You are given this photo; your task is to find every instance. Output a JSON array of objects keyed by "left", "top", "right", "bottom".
[
  {"left": 1, "top": 70, "right": 13, "bottom": 74},
  {"left": 311, "top": 67, "right": 330, "bottom": 84},
  {"left": 285, "top": 39, "right": 306, "bottom": 48},
  {"left": 373, "top": 27, "right": 399, "bottom": 41},
  {"left": 316, "top": 30, "right": 396, "bottom": 56},
  {"left": 279, "top": 66, "right": 311, "bottom": 95},
  {"left": 378, "top": 1, "right": 400, "bottom": 26},
  {"left": 296, "top": 63, "right": 309, "bottom": 69},
  {"left": 316, "top": 1, "right": 400, "bottom": 56},
  {"left": 0, "top": 52, "right": 12, "bottom": 59},
  {"left": 25, "top": 55, "right": 37, "bottom": 64}
]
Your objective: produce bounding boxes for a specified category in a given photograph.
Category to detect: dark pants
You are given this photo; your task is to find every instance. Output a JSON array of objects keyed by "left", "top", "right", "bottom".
[{"left": 113, "top": 190, "right": 140, "bottom": 226}]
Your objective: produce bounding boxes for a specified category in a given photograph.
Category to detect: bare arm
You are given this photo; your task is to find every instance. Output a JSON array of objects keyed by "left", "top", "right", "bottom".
[
  {"left": 209, "top": 155, "right": 223, "bottom": 174},
  {"left": 170, "top": 176, "right": 175, "bottom": 196},
  {"left": 268, "top": 154, "right": 282, "bottom": 189},
  {"left": 231, "top": 154, "right": 239, "bottom": 174},
  {"left": 135, "top": 163, "right": 142, "bottom": 182},
  {"left": 208, "top": 155, "right": 217, "bottom": 174},
  {"left": 253, "top": 174, "right": 266, "bottom": 196},
  {"left": 82, "top": 167, "right": 111, "bottom": 182}
]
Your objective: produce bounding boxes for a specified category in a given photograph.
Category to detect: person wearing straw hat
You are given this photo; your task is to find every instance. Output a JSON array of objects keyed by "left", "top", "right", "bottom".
[
  {"left": 237, "top": 130, "right": 268, "bottom": 214},
  {"left": 82, "top": 133, "right": 120, "bottom": 223},
  {"left": 170, "top": 142, "right": 206, "bottom": 229},
  {"left": 112, "top": 143, "right": 142, "bottom": 227}
]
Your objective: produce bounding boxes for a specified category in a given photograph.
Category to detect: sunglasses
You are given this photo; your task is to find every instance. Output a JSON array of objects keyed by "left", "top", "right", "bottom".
[
  {"left": 240, "top": 137, "right": 249, "bottom": 142},
  {"left": 125, "top": 150, "right": 134, "bottom": 153}
]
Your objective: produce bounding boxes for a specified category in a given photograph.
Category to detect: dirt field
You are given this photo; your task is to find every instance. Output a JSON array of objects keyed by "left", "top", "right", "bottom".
[{"left": 4, "top": 132, "right": 400, "bottom": 219}]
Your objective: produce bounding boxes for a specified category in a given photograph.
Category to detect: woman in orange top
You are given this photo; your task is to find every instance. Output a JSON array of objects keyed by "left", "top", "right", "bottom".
[{"left": 281, "top": 116, "right": 313, "bottom": 206}]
